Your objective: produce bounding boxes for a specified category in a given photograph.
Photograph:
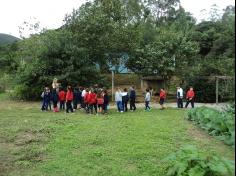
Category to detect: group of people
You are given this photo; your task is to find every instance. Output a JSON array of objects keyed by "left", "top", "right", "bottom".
[
  {"left": 40, "top": 78, "right": 195, "bottom": 114},
  {"left": 176, "top": 86, "right": 195, "bottom": 108},
  {"left": 41, "top": 78, "right": 109, "bottom": 114},
  {"left": 114, "top": 86, "right": 195, "bottom": 112},
  {"left": 41, "top": 85, "right": 109, "bottom": 114}
]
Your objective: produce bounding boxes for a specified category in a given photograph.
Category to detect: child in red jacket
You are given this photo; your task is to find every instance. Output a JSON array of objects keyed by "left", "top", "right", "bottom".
[
  {"left": 88, "top": 89, "right": 97, "bottom": 115},
  {"left": 159, "top": 88, "right": 167, "bottom": 110},
  {"left": 97, "top": 91, "right": 104, "bottom": 115},
  {"left": 59, "top": 88, "right": 66, "bottom": 110},
  {"left": 66, "top": 86, "right": 74, "bottom": 113},
  {"left": 185, "top": 87, "right": 195, "bottom": 108}
]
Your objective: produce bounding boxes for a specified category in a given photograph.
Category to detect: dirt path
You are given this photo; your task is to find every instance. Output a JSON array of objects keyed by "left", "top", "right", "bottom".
[{"left": 108, "top": 102, "right": 227, "bottom": 110}]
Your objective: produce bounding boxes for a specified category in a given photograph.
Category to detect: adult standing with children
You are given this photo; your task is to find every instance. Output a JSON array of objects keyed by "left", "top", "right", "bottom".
[
  {"left": 52, "top": 78, "right": 60, "bottom": 91},
  {"left": 177, "top": 86, "right": 184, "bottom": 108}
]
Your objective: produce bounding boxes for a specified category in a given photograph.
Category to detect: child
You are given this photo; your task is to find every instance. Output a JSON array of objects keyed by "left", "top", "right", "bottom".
[
  {"left": 78, "top": 86, "right": 83, "bottom": 109},
  {"left": 145, "top": 89, "right": 151, "bottom": 111},
  {"left": 59, "top": 88, "right": 66, "bottom": 110},
  {"left": 159, "top": 88, "right": 167, "bottom": 110},
  {"left": 97, "top": 91, "right": 104, "bottom": 115},
  {"left": 185, "top": 87, "right": 195, "bottom": 108},
  {"left": 122, "top": 88, "right": 129, "bottom": 112},
  {"left": 115, "top": 88, "right": 123, "bottom": 113},
  {"left": 66, "top": 86, "right": 74, "bottom": 113},
  {"left": 52, "top": 88, "right": 59, "bottom": 112},
  {"left": 81, "top": 87, "right": 86, "bottom": 109},
  {"left": 129, "top": 86, "right": 136, "bottom": 111},
  {"left": 41, "top": 87, "right": 51, "bottom": 111},
  {"left": 103, "top": 89, "right": 109, "bottom": 114},
  {"left": 73, "top": 87, "right": 79, "bottom": 110},
  {"left": 88, "top": 89, "right": 97, "bottom": 115}
]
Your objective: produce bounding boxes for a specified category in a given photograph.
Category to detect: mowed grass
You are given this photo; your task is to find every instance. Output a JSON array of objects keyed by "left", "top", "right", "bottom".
[{"left": 0, "top": 95, "right": 234, "bottom": 176}]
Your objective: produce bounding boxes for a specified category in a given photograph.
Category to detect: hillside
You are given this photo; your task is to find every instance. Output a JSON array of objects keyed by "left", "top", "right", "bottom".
[{"left": 0, "top": 33, "right": 20, "bottom": 45}]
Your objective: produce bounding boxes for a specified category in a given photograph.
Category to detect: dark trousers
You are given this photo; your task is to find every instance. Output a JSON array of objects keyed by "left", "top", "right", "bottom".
[
  {"left": 53, "top": 101, "right": 58, "bottom": 108},
  {"left": 177, "top": 98, "right": 183, "bottom": 108},
  {"left": 81, "top": 98, "right": 85, "bottom": 108},
  {"left": 145, "top": 101, "right": 150, "bottom": 110},
  {"left": 48, "top": 101, "right": 52, "bottom": 110},
  {"left": 60, "top": 101, "right": 65, "bottom": 110},
  {"left": 130, "top": 99, "right": 136, "bottom": 111},
  {"left": 73, "top": 100, "right": 78, "bottom": 110},
  {"left": 185, "top": 98, "right": 194, "bottom": 108},
  {"left": 122, "top": 101, "right": 128, "bottom": 112},
  {"left": 66, "top": 101, "right": 73, "bottom": 113},
  {"left": 41, "top": 100, "right": 49, "bottom": 111},
  {"left": 103, "top": 103, "right": 108, "bottom": 113},
  {"left": 89, "top": 104, "right": 97, "bottom": 114}
]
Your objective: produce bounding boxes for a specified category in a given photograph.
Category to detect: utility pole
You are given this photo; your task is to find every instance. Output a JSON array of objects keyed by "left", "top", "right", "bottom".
[{"left": 112, "top": 70, "right": 114, "bottom": 101}]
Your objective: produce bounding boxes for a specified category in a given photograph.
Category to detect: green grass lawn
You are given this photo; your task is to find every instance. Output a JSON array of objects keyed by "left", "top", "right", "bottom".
[{"left": 0, "top": 96, "right": 234, "bottom": 176}]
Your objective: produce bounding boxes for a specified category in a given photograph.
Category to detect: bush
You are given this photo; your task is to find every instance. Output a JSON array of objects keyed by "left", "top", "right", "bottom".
[
  {"left": 11, "top": 85, "right": 42, "bottom": 101},
  {"left": 164, "top": 145, "right": 235, "bottom": 176},
  {"left": 184, "top": 77, "right": 235, "bottom": 103},
  {"left": 187, "top": 106, "right": 235, "bottom": 147},
  {"left": 184, "top": 77, "right": 216, "bottom": 103}
]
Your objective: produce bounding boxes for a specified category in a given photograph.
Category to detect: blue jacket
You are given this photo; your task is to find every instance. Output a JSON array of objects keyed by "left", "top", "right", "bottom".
[
  {"left": 104, "top": 94, "right": 109, "bottom": 104},
  {"left": 130, "top": 90, "right": 136, "bottom": 100},
  {"left": 42, "top": 91, "right": 51, "bottom": 102},
  {"left": 73, "top": 89, "right": 80, "bottom": 102}
]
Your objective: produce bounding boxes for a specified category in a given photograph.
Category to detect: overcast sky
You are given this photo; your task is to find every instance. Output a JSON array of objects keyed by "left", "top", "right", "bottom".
[{"left": 0, "top": 0, "right": 234, "bottom": 38}]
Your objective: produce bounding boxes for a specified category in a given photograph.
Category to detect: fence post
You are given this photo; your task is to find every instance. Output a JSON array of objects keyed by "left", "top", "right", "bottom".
[
  {"left": 216, "top": 76, "right": 219, "bottom": 105},
  {"left": 112, "top": 70, "right": 114, "bottom": 101}
]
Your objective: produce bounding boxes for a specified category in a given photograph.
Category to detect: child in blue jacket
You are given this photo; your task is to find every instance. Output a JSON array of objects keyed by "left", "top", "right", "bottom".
[{"left": 41, "top": 87, "right": 51, "bottom": 111}]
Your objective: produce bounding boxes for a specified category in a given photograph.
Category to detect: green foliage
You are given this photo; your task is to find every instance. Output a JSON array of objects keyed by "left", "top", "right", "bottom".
[
  {"left": 164, "top": 145, "right": 235, "bottom": 176},
  {"left": 12, "top": 30, "right": 109, "bottom": 100},
  {"left": 184, "top": 77, "right": 216, "bottom": 103},
  {"left": 187, "top": 106, "right": 235, "bottom": 147},
  {"left": 1, "top": 0, "right": 234, "bottom": 101}
]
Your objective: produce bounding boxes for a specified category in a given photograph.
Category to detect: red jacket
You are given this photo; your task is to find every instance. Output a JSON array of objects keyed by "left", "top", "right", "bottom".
[
  {"left": 97, "top": 96, "right": 104, "bottom": 105},
  {"left": 88, "top": 92, "right": 97, "bottom": 104},
  {"left": 84, "top": 92, "right": 89, "bottom": 103},
  {"left": 160, "top": 90, "right": 166, "bottom": 99},
  {"left": 59, "top": 90, "right": 66, "bottom": 101},
  {"left": 66, "top": 90, "right": 73, "bottom": 101},
  {"left": 186, "top": 90, "right": 195, "bottom": 99}
]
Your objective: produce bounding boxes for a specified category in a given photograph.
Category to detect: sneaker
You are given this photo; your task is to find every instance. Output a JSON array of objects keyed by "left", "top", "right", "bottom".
[{"left": 121, "top": 111, "right": 124, "bottom": 113}]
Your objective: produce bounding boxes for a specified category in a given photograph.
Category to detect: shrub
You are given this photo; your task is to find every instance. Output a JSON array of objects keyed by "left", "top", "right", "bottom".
[
  {"left": 164, "top": 145, "right": 235, "bottom": 176},
  {"left": 187, "top": 106, "right": 235, "bottom": 147}
]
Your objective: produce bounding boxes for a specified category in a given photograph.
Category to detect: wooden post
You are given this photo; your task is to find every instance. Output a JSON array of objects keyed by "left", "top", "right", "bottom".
[
  {"left": 112, "top": 70, "right": 114, "bottom": 101},
  {"left": 141, "top": 79, "right": 143, "bottom": 91},
  {"left": 216, "top": 76, "right": 219, "bottom": 105}
]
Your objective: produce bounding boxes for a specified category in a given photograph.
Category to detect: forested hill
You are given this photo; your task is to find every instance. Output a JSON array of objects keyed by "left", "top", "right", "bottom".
[{"left": 0, "top": 33, "right": 20, "bottom": 45}]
